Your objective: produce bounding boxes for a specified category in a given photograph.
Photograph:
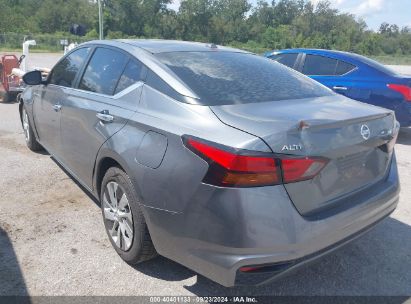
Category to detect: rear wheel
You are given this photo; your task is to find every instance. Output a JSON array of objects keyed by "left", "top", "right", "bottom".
[
  {"left": 101, "top": 167, "right": 157, "bottom": 264},
  {"left": 21, "top": 107, "right": 43, "bottom": 151}
]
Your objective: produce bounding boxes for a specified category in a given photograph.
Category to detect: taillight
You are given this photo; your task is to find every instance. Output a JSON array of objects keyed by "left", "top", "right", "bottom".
[
  {"left": 239, "top": 266, "right": 263, "bottom": 272},
  {"left": 281, "top": 157, "right": 328, "bottom": 183},
  {"left": 387, "top": 84, "right": 411, "bottom": 102},
  {"left": 184, "top": 137, "right": 281, "bottom": 187},
  {"left": 183, "top": 136, "right": 328, "bottom": 187}
]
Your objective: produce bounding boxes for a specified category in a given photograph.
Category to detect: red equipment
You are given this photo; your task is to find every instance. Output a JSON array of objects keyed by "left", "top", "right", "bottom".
[{"left": 0, "top": 54, "right": 24, "bottom": 103}]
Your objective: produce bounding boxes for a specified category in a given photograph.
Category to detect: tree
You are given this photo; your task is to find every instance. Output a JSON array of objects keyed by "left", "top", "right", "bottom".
[
  {"left": 0, "top": 0, "right": 410, "bottom": 58},
  {"left": 32, "top": 0, "right": 96, "bottom": 33}
]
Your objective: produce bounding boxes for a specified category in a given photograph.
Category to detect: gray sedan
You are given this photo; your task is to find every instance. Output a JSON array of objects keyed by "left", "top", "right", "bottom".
[{"left": 20, "top": 39, "right": 400, "bottom": 287}]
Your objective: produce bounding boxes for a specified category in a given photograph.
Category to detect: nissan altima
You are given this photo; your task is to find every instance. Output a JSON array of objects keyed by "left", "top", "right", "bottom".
[{"left": 20, "top": 40, "right": 400, "bottom": 287}]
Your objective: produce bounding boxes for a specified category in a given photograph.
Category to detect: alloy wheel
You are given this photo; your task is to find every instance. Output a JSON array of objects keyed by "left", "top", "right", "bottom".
[
  {"left": 103, "top": 181, "right": 134, "bottom": 251},
  {"left": 22, "top": 108, "right": 30, "bottom": 142}
]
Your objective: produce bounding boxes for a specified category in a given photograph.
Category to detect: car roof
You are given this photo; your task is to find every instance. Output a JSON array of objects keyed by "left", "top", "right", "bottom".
[
  {"left": 268, "top": 48, "right": 369, "bottom": 64},
  {"left": 79, "top": 39, "right": 249, "bottom": 100},
  {"left": 113, "top": 39, "right": 249, "bottom": 54},
  {"left": 268, "top": 48, "right": 402, "bottom": 77}
]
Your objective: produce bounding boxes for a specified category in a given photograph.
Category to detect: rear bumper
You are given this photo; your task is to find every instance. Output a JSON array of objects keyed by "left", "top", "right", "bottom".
[
  {"left": 234, "top": 208, "right": 394, "bottom": 285},
  {"left": 142, "top": 153, "right": 400, "bottom": 287}
]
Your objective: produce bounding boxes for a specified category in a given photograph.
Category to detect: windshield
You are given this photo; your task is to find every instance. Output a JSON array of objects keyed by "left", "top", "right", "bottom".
[{"left": 155, "top": 51, "right": 333, "bottom": 106}]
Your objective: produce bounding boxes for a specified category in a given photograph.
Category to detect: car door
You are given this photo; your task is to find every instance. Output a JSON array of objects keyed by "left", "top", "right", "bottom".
[
  {"left": 58, "top": 46, "right": 147, "bottom": 189},
  {"left": 33, "top": 47, "right": 91, "bottom": 155},
  {"left": 300, "top": 54, "right": 357, "bottom": 97}
]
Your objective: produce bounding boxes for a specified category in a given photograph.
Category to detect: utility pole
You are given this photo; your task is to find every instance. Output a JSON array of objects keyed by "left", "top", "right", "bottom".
[{"left": 98, "top": 0, "right": 104, "bottom": 40}]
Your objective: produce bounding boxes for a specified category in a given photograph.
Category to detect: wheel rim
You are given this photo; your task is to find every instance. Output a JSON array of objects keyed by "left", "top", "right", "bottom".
[
  {"left": 103, "top": 181, "right": 134, "bottom": 251},
  {"left": 22, "top": 109, "right": 30, "bottom": 142}
]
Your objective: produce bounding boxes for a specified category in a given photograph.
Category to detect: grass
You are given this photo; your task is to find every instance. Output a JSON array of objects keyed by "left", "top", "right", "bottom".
[
  {"left": 0, "top": 47, "right": 63, "bottom": 53},
  {"left": 370, "top": 55, "right": 411, "bottom": 65}
]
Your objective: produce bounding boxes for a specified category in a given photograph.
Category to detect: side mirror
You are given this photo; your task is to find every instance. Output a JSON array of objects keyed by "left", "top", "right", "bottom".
[{"left": 23, "top": 70, "right": 43, "bottom": 85}]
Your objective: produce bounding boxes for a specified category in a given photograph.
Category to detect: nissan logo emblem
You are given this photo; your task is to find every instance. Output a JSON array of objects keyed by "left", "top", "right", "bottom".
[{"left": 361, "top": 124, "right": 371, "bottom": 140}]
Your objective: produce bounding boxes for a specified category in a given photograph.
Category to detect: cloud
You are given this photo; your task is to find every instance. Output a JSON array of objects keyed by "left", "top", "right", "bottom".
[
  {"left": 309, "top": 0, "right": 385, "bottom": 20},
  {"left": 168, "top": 0, "right": 181, "bottom": 11},
  {"left": 353, "top": 0, "right": 384, "bottom": 16}
]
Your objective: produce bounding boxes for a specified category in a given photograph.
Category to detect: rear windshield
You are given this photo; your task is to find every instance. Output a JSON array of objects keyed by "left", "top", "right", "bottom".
[
  {"left": 155, "top": 51, "right": 333, "bottom": 106},
  {"left": 353, "top": 54, "right": 399, "bottom": 76}
]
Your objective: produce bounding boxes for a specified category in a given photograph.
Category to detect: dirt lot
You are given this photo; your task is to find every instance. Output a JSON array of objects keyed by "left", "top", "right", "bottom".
[{"left": 0, "top": 54, "right": 411, "bottom": 297}]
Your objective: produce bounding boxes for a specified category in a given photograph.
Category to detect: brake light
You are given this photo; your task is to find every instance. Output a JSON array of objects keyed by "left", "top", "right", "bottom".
[
  {"left": 239, "top": 266, "right": 263, "bottom": 272},
  {"left": 281, "top": 157, "right": 328, "bottom": 183},
  {"left": 387, "top": 84, "right": 411, "bottom": 102},
  {"left": 184, "top": 137, "right": 280, "bottom": 187},
  {"left": 183, "top": 136, "right": 328, "bottom": 187}
]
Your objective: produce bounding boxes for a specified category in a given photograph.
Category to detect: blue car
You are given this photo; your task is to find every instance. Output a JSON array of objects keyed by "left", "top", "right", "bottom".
[{"left": 266, "top": 49, "right": 411, "bottom": 127}]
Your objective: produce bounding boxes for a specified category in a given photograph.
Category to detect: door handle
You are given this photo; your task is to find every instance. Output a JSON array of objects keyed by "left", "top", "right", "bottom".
[
  {"left": 332, "top": 86, "right": 348, "bottom": 91},
  {"left": 52, "top": 104, "right": 62, "bottom": 112},
  {"left": 96, "top": 110, "right": 114, "bottom": 123}
]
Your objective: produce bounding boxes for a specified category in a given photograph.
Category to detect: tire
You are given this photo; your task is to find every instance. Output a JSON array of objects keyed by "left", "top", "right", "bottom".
[
  {"left": 0, "top": 91, "right": 17, "bottom": 103},
  {"left": 21, "top": 107, "right": 43, "bottom": 152},
  {"left": 100, "top": 167, "right": 157, "bottom": 264},
  {"left": 0, "top": 91, "right": 10, "bottom": 103}
]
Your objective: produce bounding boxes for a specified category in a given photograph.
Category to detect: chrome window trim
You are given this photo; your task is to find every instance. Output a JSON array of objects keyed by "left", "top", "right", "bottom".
[{"left": 48, "top": 81, "right": 144, "bottom": 100}]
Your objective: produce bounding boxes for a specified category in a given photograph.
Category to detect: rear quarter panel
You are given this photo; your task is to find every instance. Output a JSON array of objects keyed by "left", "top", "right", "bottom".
[{"left": 95, "top": 85, "right": 270, "bottom": 213}]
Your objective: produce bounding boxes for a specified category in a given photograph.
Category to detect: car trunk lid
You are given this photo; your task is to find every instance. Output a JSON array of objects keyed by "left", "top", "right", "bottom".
[{"left": 211, "top": 95, "right": 398, "bottom": 216}]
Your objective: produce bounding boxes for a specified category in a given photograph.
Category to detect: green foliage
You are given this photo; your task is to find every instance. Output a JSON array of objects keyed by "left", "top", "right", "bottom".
[
  {"left": 85, "top": 29, "right": 99, "bottom": 40},
  {"left": 0, "top": 32, "right": 89, "bottom": 51},
  {"left": 262, "top": 25, "right": 294, "bottom": 49},
  {"left": 228, "top": 40, "right": 270, "bottom": 54},
  {"left": 0, "top": 0, "right": 410, "bottom": 57}
]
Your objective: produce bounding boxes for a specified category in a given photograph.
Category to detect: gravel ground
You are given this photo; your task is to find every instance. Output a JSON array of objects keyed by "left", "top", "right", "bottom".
[{"left": 0, "top": 54, "right": 411, "bottom": 297}]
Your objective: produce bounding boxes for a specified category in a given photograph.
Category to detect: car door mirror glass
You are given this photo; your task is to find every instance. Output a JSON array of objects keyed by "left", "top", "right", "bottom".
[{"left": 23, "top": 70, "right": 43, "bottom": 85}]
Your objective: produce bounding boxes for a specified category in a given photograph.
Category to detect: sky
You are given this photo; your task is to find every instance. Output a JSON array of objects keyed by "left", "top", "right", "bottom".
[{"left": 168, "top": 0, "right": 411, "bottom": 31}]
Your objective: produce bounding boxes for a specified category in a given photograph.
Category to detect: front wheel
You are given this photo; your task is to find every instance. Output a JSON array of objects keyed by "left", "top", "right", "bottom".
[
  {"left": 21, "top": 107, "right": 43, "bottom": 152},
  {"left": 100, "top": 167, "right": 157, "bottom": 264}
]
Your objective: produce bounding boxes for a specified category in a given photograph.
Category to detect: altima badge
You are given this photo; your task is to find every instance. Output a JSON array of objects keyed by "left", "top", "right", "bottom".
[
  {"left": 282, "top": 144, "right": 303, "bottom": 151},
  {"left": 360, "top": 124, "right": 371, "bottom": 140}
]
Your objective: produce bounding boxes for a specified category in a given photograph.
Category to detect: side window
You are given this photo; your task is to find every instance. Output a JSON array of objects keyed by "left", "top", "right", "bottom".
[
  {"left": 302, "top": 54, "right": 338, "bottom": 76},
  {"left": 145, "top": 70, "right": 197, "bottom": 104},
  {"left": 146, "top": 70, "right": 178, "bottom": 99},
  {"left": 336, "top": 60, "right": 356, "bottom": 75},
  {"left": 114, "top": 59, "right": 146, "bottom": 94},
  {"left": 79, "top": 47, "right": 128, "bottom": 95},
  {"left": 49, "top": 47, "right": 90, "bottom": 87},
  {"left": 270, "top": 53, "right": 298, "bottom": 68}
]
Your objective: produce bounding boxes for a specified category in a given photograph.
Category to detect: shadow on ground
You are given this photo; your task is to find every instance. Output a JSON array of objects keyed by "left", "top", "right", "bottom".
[
  {"left": 397, "top": 127, "right": 411, "bottom": 145},
  {"left": 135, "top": 217, "right": 411, "bottom": 297},
  {"left": 50, "top": 157, "right": 100, "bottom": 207},
  {"left": 0, "top": 227, "right": 30, "bottom": 300}
]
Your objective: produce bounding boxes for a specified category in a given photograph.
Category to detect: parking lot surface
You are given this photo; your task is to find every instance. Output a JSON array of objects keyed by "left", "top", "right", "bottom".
[{"left": 0, "top": 54, "right": 410, "bottom": 297}]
